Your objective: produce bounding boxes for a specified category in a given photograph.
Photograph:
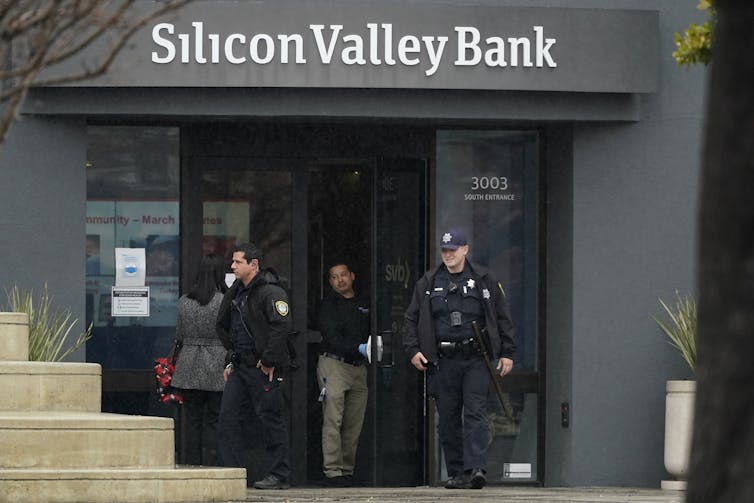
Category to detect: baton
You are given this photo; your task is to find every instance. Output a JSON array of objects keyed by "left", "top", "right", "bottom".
[{"left": 472, "top": 321, "right": 514, "bottom": 420}]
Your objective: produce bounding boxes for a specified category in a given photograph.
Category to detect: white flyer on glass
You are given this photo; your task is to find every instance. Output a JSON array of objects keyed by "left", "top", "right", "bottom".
[{"left": 115, "top": 248, "right": 146, "bottom": 286}]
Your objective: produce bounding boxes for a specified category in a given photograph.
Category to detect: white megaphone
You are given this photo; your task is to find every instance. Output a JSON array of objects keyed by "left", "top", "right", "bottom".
[{"left": 365, "top": 334, "right": 384, "bottom": 364}]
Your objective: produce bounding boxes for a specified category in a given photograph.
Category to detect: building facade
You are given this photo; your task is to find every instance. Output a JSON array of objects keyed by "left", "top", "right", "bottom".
[{"left": 0, "top": 0, "right": 705, "bottom": 488}]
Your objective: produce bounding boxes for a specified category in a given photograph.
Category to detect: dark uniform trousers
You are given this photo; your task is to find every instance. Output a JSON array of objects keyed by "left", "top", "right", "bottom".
[
  {"left": 435, "top": 352, "right": 489, "bottom": 476},
  {"left": 218, "top": 364, "right": 290, "bottom": 480}
]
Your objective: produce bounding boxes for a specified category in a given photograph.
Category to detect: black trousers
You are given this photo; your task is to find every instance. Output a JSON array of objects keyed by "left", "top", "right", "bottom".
[
  {"left": 179, "top": 389, "right": 222, "bottom": 466},
  {"left": 435, "top": 354, "right": 489, "bottom": 477},
  {"left": 217, "top": 365, "right": 290, "bottom": 480}
]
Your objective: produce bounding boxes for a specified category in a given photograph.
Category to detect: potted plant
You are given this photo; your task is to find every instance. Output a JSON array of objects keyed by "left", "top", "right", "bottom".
[
  {"left": 653, "top": 291, "right": 696, "bottom": 491},
  {"left": 4, "top": 283, "right": 92, "bottom": 362}
]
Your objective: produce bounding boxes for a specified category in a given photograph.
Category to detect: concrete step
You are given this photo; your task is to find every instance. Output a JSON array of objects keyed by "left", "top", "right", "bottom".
[
  {"left": 0, "top": 466, "right": 247, "bottom": 503},
  {"left": 0, "top": 361, "right": 102, "bottom": 412},
  {"left": 0, "top": 411, "right": 174, "bottom": 469},
  {"left": 0, "top": 312, "right": 29, "bottom": 361}
]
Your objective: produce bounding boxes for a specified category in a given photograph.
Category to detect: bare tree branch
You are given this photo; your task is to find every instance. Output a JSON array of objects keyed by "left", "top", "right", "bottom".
[
  {"left": 35, "top": 1, "right": 191, "bottom": 86},
  {"left": 0, "top": 0, "right": 190, "bottom": 146}
]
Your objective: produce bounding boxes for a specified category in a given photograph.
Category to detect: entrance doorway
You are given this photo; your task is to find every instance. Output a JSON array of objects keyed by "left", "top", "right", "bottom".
[
  {"left": 87, "top": 123, "right": 544, "bottom": 487},
  {"left": 187, "top": 151, "right": 427, "bottom": 486}
]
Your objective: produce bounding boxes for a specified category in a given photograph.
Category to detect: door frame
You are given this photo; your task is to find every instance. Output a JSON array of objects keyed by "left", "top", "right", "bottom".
[{"left": 183, "top": 154, "right": 430, "bottom": 486}]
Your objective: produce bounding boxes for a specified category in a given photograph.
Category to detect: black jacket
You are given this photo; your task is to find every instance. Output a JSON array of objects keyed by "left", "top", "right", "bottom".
[
  {"left": 216, "top": 268, "right": 292, "bottom": 369},
  {"left": 318, "top": 291, "right": 370, "bottom": 362},
  {"left": 402, "top": 259, "right": 515, "bottom": 363}
]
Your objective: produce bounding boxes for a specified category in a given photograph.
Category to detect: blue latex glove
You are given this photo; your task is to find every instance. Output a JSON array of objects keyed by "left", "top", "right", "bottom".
[{"left": 358, "top": 343, "right": 368, "bottom": 358}]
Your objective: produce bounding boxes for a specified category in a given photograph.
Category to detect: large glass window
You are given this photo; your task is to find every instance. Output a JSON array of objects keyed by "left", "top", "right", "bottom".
[
  {"left": 199, "top": 161, "right": 292, "bottom": 286},
  {"left": 436, "top": 130, "right": 540, "bottom": 483},
  {"left": 85, "top": 126, "right": 180, "bottom": 412}
]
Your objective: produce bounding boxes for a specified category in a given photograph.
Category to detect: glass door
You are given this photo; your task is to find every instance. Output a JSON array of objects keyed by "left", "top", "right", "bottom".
[
  {"left": 305, "top": 160, "right": 373, "bottom": 485},
  {"left": 435, "top": 130, "right": 542, "bottom": 484},
  {"left": 188, "top": 155, "right": 427, "bottom": 486},
  {"left": 187, "top": 156, "right": 304, "bottom": 485},
  {"left": 371, "top": 158, "right": 428, "bottom": 485},
  {"left": 305, "top": 158, "right": 428, "bottom": 486}
]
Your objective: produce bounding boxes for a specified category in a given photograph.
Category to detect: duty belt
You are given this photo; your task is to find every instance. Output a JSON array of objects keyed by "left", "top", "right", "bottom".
[
  {"left": 437, "top": 338, "right": 482, "bottom": 358},
  {"left": 437, "top": 311, "right": 483, "bottom": 327},
  {"left": 321, "top": 352, "right": 363, "bottom": 367}
]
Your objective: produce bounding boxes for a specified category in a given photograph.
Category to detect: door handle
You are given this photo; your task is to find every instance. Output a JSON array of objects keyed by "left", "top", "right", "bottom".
[
  {"left": 377, "top": 330, "right": 393, "bottom": 367},
  {"left": 366, "top": 333, "right": 385, "bottom": 363}
]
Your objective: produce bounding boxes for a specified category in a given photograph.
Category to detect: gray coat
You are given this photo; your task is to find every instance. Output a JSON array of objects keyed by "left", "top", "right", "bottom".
[{"left": 171, "top": 292, "right": 226, "bottom": 392}]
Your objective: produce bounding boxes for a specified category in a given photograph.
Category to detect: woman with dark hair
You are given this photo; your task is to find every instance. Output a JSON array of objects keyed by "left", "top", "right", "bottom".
[{"left": 171, "top": 254, "right": 228, "bottom": 466}]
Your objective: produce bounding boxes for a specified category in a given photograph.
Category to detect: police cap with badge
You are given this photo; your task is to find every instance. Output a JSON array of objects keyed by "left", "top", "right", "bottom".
[{"left": 440, "top": 228, "right": 467, "bottom": 250}]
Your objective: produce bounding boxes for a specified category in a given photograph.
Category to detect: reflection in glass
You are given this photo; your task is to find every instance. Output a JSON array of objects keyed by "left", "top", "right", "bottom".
[
  {"left": 436, "top": 130, "right": 539, "bottom": 371},
  {"left": 200, "top": 167, "right": 291, "bottom": 287},
  {"left": 436, "top": 130, "right": 540, "bottom": 483},
  {"left": 85, "top": 126, "right": 180, "bottom": 415}
]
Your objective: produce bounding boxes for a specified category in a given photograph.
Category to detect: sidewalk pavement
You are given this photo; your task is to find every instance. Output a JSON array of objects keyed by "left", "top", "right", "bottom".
[{"left": 239, "top": 486, "right": 685, "bottom": 503}]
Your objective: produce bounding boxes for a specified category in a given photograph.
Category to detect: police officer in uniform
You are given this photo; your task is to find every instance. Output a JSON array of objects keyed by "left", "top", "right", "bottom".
[
  {"left": 402, "top": 228, "right": 515, "bottom": 489},
  {"left": 216, "top": 242, "right": 293, "bottom": 490}
]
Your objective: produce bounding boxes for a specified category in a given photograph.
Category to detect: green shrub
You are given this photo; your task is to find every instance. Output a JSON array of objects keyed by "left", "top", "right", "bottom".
[
  {"left": 654, "top": 292, "right": 697, "bottom": 373},
  {"left": 5, "top": 284, "right": 92, "bottom": 362}
]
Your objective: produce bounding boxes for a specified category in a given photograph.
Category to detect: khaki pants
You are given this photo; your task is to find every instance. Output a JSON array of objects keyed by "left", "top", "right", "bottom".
[{"left": 316, "top": 354, "right": 368, "bottom": 478}]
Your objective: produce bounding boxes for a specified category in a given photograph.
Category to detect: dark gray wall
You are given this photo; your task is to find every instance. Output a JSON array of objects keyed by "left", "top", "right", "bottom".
[
  {"left": 0, "top": 116, "right": 88, "bottom": 362},
  {"left": 544, "top": 125, "right": 574, "bottom": 485},
  {"left": 559, "top": 1, "right": 705, "bottom": 487}
]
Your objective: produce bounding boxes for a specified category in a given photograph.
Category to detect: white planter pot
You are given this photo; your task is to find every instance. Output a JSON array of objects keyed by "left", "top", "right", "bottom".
[{"left": 662, "top": 379, "right": 695, "bottom": 490}]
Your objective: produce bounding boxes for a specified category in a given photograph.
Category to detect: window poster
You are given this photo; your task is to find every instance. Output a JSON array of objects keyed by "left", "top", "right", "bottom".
[{"left": 86, "top": 201, "right": 179, "bottom": 327}]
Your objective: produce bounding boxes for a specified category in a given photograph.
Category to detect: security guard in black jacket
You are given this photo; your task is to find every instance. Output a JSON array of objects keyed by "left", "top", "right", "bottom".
[
  {"left": 216, "top": 242, "right": 292, "bottom": 490},
  {"left": 402, "top": 228, "right": 515, "bottom": 490}
]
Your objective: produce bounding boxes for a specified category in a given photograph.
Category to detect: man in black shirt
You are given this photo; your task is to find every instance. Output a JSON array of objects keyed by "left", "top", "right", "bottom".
[{"left": 317, "top": 262, "right": 370, "bottom": 487}]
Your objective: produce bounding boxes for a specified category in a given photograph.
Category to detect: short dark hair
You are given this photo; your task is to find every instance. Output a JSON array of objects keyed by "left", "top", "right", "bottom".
[
  {"left": 327, "top": 260, "right": 352, "bottom": 274},
  {"left": 234, "top": 242, "right": 262, "bottom": 264}
]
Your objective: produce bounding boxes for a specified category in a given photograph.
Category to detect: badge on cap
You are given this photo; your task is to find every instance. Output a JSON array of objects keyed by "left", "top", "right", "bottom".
[
  {"left": 442, "top": 232, "right": 453, "bottom": 243},
  {"left": 274, "top": 300, "right": 289, "bottom": 316}
]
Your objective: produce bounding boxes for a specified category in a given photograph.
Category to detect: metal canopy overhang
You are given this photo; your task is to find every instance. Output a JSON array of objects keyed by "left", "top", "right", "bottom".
[{"left": 23, "top": 87, "right": 642, "bottom": 122}]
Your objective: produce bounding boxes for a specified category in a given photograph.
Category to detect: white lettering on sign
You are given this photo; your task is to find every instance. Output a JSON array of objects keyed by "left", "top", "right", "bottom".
[
  {"left": 455, "top": 26, "right": 555, "bottom": 67},
  {"left": 464, "top": 175, "right": 517, "bottom": 202},
  {"left": 151, "top": 22, "right": 556, "bottom": 76},
  {"left": 152, "top": 22, "right": 307, "bottom": 65}
]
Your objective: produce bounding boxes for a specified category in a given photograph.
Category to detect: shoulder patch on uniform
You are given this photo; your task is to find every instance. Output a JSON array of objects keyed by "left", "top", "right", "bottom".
[{"left": 274, "top": 300, "right": 289, "bottom": 316}]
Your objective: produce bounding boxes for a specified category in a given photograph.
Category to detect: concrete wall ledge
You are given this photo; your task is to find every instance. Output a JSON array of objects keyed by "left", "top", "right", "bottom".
[
  {"left": 0, "top": 312, "right": 29, "bottom": 361},
  {"left": 0, "top": 467, "right": 247, "bottom": 503},
  {"left": 0, "top": 411, "right": 173, "bottom": 429},
  {"left": 0, "top": 467, "right": 246, "bottom": 480},
  {"left": 0, "top": 363, "right": 102, "bottom": 412},
  {"left": 0, "top": 361, "right": 101, "bottom": 375},
  {"left": 0, "top": 412, "right": 175, "bottom": 468}
]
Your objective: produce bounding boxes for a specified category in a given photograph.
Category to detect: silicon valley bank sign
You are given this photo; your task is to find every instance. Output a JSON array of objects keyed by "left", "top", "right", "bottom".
[
  {"left": 81, "top": 1, "right": 659, "bottom": 93},
  {"left": 152, "top": 23, "right": 557, "bottom": 77}
]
